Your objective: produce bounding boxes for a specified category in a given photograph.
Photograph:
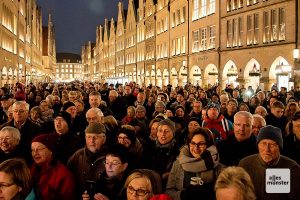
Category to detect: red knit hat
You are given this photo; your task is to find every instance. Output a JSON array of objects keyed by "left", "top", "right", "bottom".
[{"left": 32, "top": 134, "right": 57, "bottom": 153}]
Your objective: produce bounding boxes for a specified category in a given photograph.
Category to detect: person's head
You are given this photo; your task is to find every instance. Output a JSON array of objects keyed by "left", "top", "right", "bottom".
[
  {"left": 7, "top": 106, "right": 13, "bottom": 122},
  {"left": 187, "top": 127, "right": 214, "bottom": 158},
  {"left": 89, "top": 91, "right": 101, "bottom": 108},
  {"left": 12, "top": 101, "right": 30, "bottom": 124},
  {"left": 53, "top": 95, "right": 60, "bottom": 104},
  {"left": 269, "top": 96, "right": 278, "bottom": 107},
  {"left": 149, "top": 118, "right": 163, "bottom": 139},
  {"left": 254, "top": 106, "right": 268, "bottom": 118},
  {"left": 174, "top": 106, "right": 185, "bottom": 118},
  {"left": 271, "top": 101, "right": 285, "bottom": 118},
  {"left": 117, "top": 125, "right": 136, "bottom": 148},
  {"left": 104, "top": 143, "right": 129, "bottom": 178},
  {"left": 0, "top": 159, "right": 32, "bottom": 199},
  {"left": 233, "top": 111, "right": 253, "bottom": 142},
  {"left": 206, "top": 102, "right": 220, "bottom": 120},
  {"left": 176, "top": 91, "right": 184, "bottom": 103},
  {"left": 86, "top": 108, "right": 104, "bottom": 124},
  {"left": 54, "top": 111, "right": 71, "bottom": 135},
  {"left": 192, "top": 101, "right": 202, "bottom": 114},
  {"left": 31, "top": 134, "right": 57, "bottom": 165},
  {"left": 157, "top": 119, "right": 175, "bottom": 145},
  {"left": 137, "top": 92, "right": 145, "bottom": 103},
  {"left": 29, "top": 106, "right": 42, "bottom": 121},
  {"left": 109, "top": 90, "right": 118, "bottom": 102},
  {"left": 238, "top": 103, "right": 250, "bottom": 112},
  {"left": 155, "top": 101, "right": 165, "bottom": 113},
  {"left": 85, "top": 122, "right": 106, "bottom": 153},
  {"left": 124, "top": 85, "right": 132, "bottom": 95},
  {"left": 68, "top": 91, "right": 78, "bottom": 102},
  {"left": 257, "top": 91, "right": 265, "bottom": 101},
  {"left": 62, "top": 101, "right": 77, "bottom": 119},
  {"left": 290, "top": 111, "right": 300, "bottom": 139},
  {"left": 232, "top": 89, "right": 240, "bottom": 99},
  {"left": 257, "top": 125, "right": 282, "bottom": 165},
  {"left": 252, "top": 114, "right": 266, "bottom": 136},
  {"left": 215, "top": 166, "right": 256, "bottom": 200},
  {"left": 136, "top": 105, "right": 146, "bottom": 119},
  {"left": 1, "top": 96, "right": 12, "bottom": 110},
  {"left": 0, "top": 127, "right": 21, "bottom": 154},
  {"left": 104, "top": 115, "right": 119, "bottom": 131},
  {"left": 39, "top": 100, "right": 49, "bottom": 112},
  {"left": 187, "top": 117, "right": 201, "bottom": 134},
  {"left": 201, "top": 107, "right": 207, "bottom": 121},
  {"left": 284, "top": 102, "right": 299, "bottom": 118},
  {"left": 226, "top": 99, "right": 238, "bottom": 113},
  {"left": 220, "top": 93, "right": 229, "bottom": 105},
  {"left": 124, "top": 169, "right": 162, "bottom": 200},
  {"left": 74, "top": 99, "right": 85, "bottom": 114},
  {"left": 127, "top": 106, "right": 136, "bottom": 118}
]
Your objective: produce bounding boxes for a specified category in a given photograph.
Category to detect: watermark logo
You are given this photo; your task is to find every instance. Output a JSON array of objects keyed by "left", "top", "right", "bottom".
[{"left": 266, "top": 169, "right": 290, "bottom": 193}]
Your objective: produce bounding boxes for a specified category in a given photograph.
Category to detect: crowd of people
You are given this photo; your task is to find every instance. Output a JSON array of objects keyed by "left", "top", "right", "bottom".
[{"left": 0, "top": 81, "right": 299, "bottom": 200}]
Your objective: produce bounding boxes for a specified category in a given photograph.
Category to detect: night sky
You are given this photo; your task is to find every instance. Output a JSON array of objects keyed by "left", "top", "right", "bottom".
[{"left": 37, "top": 0, "right": 126, "bottom": 55}]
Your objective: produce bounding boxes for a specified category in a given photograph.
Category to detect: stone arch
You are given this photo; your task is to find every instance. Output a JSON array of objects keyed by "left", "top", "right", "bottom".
[
  {"left": 156, "top": 69, "right": 162, "bottom": 87},
  {"left": 190, "top": 65, "right": 201, "bottom": 86},
  {"left": 171, "top": 67, "right": 178, "bottom": 87},
  {"left": 270, "top": 56, "right": 292, "bottom": 90},
  {"left": 244, "top": 58, "right": 261, "bottom": 90},
  {"left": 178, "top": 66, "right": 187, "bottom": 86},
  {"left": 204, "top": 64, "right": 218, "bottom": 86},
  {"left": 223, "top": 60, "right": 238, "bottom": 87},
  {"left": 162, "top": 68, "right": 169, "bottom": 86},
  {"left": 269, "top": 56, "right": 290, "bottom": 80}
]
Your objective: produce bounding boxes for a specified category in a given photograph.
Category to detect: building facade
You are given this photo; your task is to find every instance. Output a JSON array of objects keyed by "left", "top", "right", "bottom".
[
  {"left": 0, "top": 0, "right": 56, "bottom": 86},
  {"left": 56, "top": 52, "right": 82, "bottom": 82},
  {"left": 82, "top": 0, "right": 300, "bottom": 90}
]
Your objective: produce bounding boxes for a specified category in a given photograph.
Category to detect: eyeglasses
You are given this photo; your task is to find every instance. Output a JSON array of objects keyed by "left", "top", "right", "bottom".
[
  {"left": 103, "top": 160, "right": 122, "bottom": 167},
  {"left": 0, "top": 182, "right": 15, "bottom": 190},
  {"left": 31, "top": 147, "right": 46, "bottom": 153},
  {"left": 127, "top": 185, "right": 150, "bottom": 196},
  {"left": 190, "top": 141, "right": 207, "bottom": 148}
]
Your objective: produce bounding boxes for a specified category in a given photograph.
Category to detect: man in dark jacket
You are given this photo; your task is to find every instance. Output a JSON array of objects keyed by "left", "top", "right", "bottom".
[
  {"left": 239, "top": 125, "right": 300, "bottom": 200},
  {"left": 108, "top": 90, "right": 127, "bottom": 121},
  {"left": 217, "top": 111, "right": 257, "bottom": 166},
  {"left": 67, "top": 122, "right": 107, "bottom": 198}
]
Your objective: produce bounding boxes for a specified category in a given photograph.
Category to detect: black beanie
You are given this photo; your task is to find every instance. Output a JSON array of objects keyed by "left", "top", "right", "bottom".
[
  {"left": 55, "top": 111, "right": 72, "bottom": 128},
  {"left": 257, "top": 125, "right": 283, "bottom": 150},
  {"left": 118, "top": 125, "right": 136, "bottom": 143},
  {"left": 62, "top": 101, "right": 76, "bottom": 111}
]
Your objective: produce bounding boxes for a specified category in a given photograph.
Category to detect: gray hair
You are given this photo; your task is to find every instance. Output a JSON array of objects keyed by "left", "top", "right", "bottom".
[
  {"left": 234, "top": 111, "right": 253, "bottom": 126},
  {"left": 252, "top": 114, "right": 266, "bottom": 126},
  {"left": 0, "top": 126, "right": 21, "bottom": 143},
  {"left": 86, "top": 107, "right": 104, "bottom": 118},
  {"left": 12, "top": 101, "right": 30, "bottom": 111}
]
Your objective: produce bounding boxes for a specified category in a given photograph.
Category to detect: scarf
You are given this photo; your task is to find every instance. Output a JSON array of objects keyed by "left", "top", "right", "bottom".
[{"left": 178, "top": 145, "right": 219, "bottom": 173}]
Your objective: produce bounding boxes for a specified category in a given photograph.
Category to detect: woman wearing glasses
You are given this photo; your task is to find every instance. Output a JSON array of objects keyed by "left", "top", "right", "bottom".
[
  {"left": 0, "top": 158, "right": 34, "bottom": 200},
  {"left": 124, "top": 169, "right": 168, "bottom": 200},
  {"left": 165, "top": 127, "right": 223, "bottom": 200}
]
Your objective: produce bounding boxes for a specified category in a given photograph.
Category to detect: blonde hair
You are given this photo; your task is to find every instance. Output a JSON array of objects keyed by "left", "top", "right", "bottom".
[
  {"left": 124, "top": 171, "right": 153, "bottom": 196},
  {"left": 215, "top": 166, "right": 256, "bottom": 200}
]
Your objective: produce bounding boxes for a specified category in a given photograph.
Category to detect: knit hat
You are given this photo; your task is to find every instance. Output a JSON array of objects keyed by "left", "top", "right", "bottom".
[
  {"left": 188, "top": 117, "right": 201, "bottom": 124},
  {"left": 62, "top": 101, "right": 76, "bottom": 111},
  {"left": 257, "top": 125, "right": 283, "bottom": 150},
  {"left": 55, "top": 111, "right": 72, "bottom": 128},
  {"left": 130, "top": 169, "right": 162, "bottom": 195},
  {"left": 85, "top": 122, "right": 106, "bottom": 135},
  {"left": 118, "top": 125, "right": 136, "bottom": 142},
  {"left": 32, "top": 134, "right": 57, "bottom": 153},
  {"left": 175, "top": 105, "right": 185, "bottom": 112},
  {"left": 158, "top": 119, "right": 176, "bottom": 135},
  {"left": 207, "top": 102, "right": 220, "bottom": 112}
]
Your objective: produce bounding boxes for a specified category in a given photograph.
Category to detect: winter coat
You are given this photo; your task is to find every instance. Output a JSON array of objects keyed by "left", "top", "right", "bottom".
[
  {"left": 31, "top": 160, "right": 76, "bottom": 200},
  {"left": 239, "top": 154, "right": 300, "bottom": 200},
  {"left": 67, "top": 147, "right": 106, "bottom": 197},
  {"left": 202, "top": 114, "right": 233, "bottom": 142},
  {"left": 217, "top": 134, "right": 257, "bottom": 166},
  {"left": 165, "top": 145, "right": 223, "bottom": 200}
]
